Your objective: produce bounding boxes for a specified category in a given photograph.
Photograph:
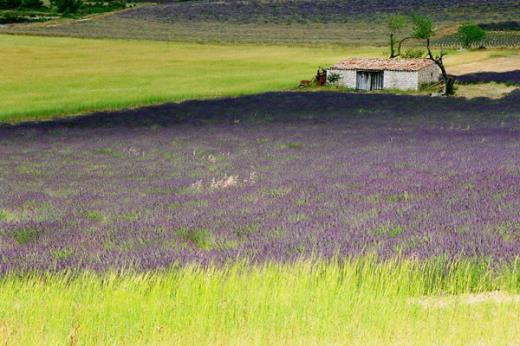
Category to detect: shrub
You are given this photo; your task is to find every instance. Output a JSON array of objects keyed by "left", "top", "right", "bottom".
[
  {"left": 478, "top": 21, "right": 520, "bottom": 32},
  {"left": 176, "top": 227, "right": 214, "bottom": 250},
  {"left": 50, "top": 0, "right": 82, "bottom": 13},
  {"left": 0, "top": 0, "right": 21, "bottom": 9},
  {"left": 234, "top": 223, "right": 260, "bottom": 239},
  {"left": 374, "top": 225, "right": 405, "bottom": 238},
  {"left": 327, "top": 72, "right": 341, "bottom": 85},
  {"left": 458, "top": 24, "right": 486, "bottom": 48},
  {"left": 284, "top": 141, "right": 304, "bottom": 149},
  {"left": 0, "top": 209, "right": 17, "bottom": 222},
  {"left": 82, "top": 0, "right": 126, "bottom": 14},
  {"left": 11, "top": 228, "right": 40, "bottom": 244},
  {"left": 52, "top": 248, "right": 74, "bottom": 260},
  {"left": 401, "top": 48, "right": 424, "bottom": 58},
  {"left": 85, "top": 210, "right": 105, "bottom": 222},
  {"left": 21, "top": 0, "right": 43, "bottom": 8}
]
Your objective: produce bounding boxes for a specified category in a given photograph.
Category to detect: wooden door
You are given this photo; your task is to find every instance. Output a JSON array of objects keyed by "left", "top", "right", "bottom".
[
  {"left": 371, "top": 71, "right": 384, "bottom": 90},
  {"left": 356, "top": 71, "right": 371, "bottom": 90}
]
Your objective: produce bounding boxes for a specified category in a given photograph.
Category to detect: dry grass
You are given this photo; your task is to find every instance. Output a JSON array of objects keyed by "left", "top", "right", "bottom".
[
  {"left": 412, "top": 291, "right": 520, "bottom": 309},
  {"left": 456, "top": 83, "right": 519, "bottom": 99},
  {"left": 446, "top": 49, "right": 520, "bottom": 75}
]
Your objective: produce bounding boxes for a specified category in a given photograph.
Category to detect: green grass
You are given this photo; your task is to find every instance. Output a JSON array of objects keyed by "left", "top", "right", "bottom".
[
  {"left": 11, "top": 227, "right": 40, "bottom": 244},
  {"left": 176, "top": 227, "right": 214, "bottom": 250},
  {"left": 1, "top": 35, "right": 517, "bottom": 124},
  {"left": 0, "top": 34, "right": 377, "bottom": 123},
  {"left": 1, "top": 258, "right": 520, "bottom": 344}
]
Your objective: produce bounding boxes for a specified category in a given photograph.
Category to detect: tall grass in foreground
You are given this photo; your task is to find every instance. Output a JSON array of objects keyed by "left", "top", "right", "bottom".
[{"left": 1, "top": 258, "right": 520, "bottom": 345}]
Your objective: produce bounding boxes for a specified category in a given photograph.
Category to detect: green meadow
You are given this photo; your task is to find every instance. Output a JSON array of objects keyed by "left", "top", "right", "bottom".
[
  {"left": 2, "top": 259, "right": 520, "bottom": 345},
  {"left": 0, "top": 35, "right": 362, "bottom": 123},
  {"left": 1, "top": 34, "right": 518, "bottom": 124}
]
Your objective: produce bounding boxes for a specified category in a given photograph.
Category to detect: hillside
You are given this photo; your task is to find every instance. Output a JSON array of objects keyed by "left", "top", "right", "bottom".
[
  {"left": 118, "top": 0, "right": 520, "bottom": 24},
  {"left": 2, "top": 0, "right": 519, "bottom": 44}
]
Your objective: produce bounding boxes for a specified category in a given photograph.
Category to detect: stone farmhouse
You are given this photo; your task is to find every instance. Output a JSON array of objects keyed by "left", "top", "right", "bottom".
[{"left": 327, "top": 58, "right": 441, "bottom": 91}]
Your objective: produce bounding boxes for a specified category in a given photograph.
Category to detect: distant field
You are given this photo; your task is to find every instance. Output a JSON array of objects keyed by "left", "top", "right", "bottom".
[
  {"left": 2, "top": 0, "right": 519, "bottom": 45},
  {"left": 114, "top": 0, "right": 518, "bottom": 24},
  {"left": 434, "top": 31, "right": 520, "bottom": 48},
  {"left": 1, "top": 34, "right": 519, "bottom": 124}
]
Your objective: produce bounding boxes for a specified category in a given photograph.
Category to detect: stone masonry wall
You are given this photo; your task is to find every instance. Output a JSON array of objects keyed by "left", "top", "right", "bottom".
[
  {"left": 327, "top": 69, "right": 356, "bottom": 88},
  {"left": 384, "top": 71, "right": 418, "bottom": 90},
  {"left": 417, "top": 64, "right": 442, "bottom": 87}
]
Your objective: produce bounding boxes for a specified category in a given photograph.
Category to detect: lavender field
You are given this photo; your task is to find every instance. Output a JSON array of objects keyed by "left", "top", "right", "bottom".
[
  {"left": 6, "top": 0, "right": 518, "bottom": 45},
  {"left": 456, "top": 70, "right": 520, "bottom": 85},
  {"left": 119, "top": 0, "right": 519, "bottom": 24},
  {"left": 1, "top": 92, "right": 519, "bottom": 273}
]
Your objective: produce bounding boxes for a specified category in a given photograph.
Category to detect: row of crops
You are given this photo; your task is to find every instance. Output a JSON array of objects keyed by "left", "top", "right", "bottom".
[
  {"left": 118, "top": 0, "right": 520, "bottom": 24},
  {"left": 434, "top": 31, "right": 520, "bottom": 48}
]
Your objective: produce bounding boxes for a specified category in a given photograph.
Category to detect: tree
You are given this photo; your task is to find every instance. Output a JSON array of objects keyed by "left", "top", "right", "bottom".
[
  {"left": 457, "top": 24, "right": 486, "bottom": 49},
  {"left": 50, "top": 0, "right": 82, "bottom": 13},
  {"left": 0, "top": 0, "right": 21, "bottom": 9},
  {"left": 411, "top": 14, "right": 435, "bottom": 40},
  {"left": 21, "top": 0, "right": 43, "bottom": 8},
  {"left": 387, "top": 15, "right": 424, "bottom": 58},
  {"left": 410, "top": 14, "right": 455, "bottom": 96},
  {"left": 401, "top": 48, "right": 424, "bottom": 58},
  {"left": 388, "top": 15, "right": 407, "bottom": 58},
  {"left": 386, "top": 14, "right": 454, "bottom": 95}
]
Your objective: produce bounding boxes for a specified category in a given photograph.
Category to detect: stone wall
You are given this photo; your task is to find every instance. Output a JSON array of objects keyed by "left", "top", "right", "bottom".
[
  {"left": 417, "top": 64, "right": 442, "bottom": 87},
  {"left": 384, "top": 71, "right": 418, "bottom": 90},
  {"left": 327, "top": 69, "right": 356, "bottom": 88}
]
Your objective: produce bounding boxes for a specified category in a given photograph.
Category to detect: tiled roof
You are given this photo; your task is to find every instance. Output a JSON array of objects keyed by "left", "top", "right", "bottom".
[{"left": 331, "top": 58, "right": 435, "bottom": 72}]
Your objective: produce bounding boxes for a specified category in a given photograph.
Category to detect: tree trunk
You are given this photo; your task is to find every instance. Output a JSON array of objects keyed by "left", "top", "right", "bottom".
[
  {"left": 425, "top": 38, "right": 455, "bottom": 96},
  {"left": 397, "top": 36, "right": 414, "bottom": 57},
  {"left": 389, "top": 33, "right": 396, "bottom": 58}
]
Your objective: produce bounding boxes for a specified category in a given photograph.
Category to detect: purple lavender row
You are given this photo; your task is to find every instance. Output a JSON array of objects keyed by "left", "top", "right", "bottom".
[{"left": 0, "top": 92, "right": 519, "bottom": 273}]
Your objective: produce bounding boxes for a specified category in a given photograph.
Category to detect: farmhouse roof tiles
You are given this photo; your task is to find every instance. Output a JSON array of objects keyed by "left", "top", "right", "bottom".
[{"left": 332, "top": 58, "right": 434, "bottom": 72}]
